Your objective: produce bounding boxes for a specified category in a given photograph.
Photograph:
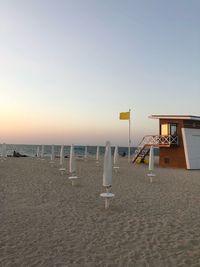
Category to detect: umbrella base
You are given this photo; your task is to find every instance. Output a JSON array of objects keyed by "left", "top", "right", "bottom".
[
  {"left": 147, "top": 173, "right": 156, "bottom": 183},
  {"left": 68, "top": 176, "right": 79, "bottom": 186},
  {"left": 113, "top": 166, "right": 119, "bottom": 173},
  {"left": 100, "top": 192, "right": 115, "bottom": 209},
  {"left": 147, "top": 173, "right": 156, "bottom": 177},
  {"left": 59, "top": 168, "right": 66, "bottom": 175}
]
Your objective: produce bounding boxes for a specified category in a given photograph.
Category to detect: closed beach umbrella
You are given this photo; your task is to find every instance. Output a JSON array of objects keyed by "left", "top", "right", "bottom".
[
  {"left": 103, "top": 141, "right": 112, "bottom": 187},
  {"left": 59, "top": 145, "right": 66, "bottom": 174},
  {"left": 68, "top": 144, "right": 79, "bottom": 185},
  {"left": 149, "top": 146, "right": 154, "bottom": 172},
  {"left": 69, "top": 144, "right": 76, "bottom": 174},
  {"left": 41, "top": 145, "right": 44, "bottom": 158},
  {"left": 2, "top": 143, "right": 7, "bottom": 158},
  {"left": 60, "top": 145, "right": 64, "bottom": 166},
  {"left": 51, "top": 144, "right": 55, "bottom": 161},
  {"left": 36, "top": 146, "right": 40, "bottom": 158},
  {"left": 96, "top": 146, "right": 99, "bottom": 161},
  {"left": 113, "top": 145, "right": 119, "bottom": 165},
  {"left": 84, "top": 146, "right": 88, "bottom": 160}
]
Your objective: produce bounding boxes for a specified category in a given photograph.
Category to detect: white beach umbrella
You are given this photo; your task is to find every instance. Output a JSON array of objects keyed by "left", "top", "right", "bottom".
[
  {"left": 59, "top": 145, "right": 66, "bottom": 174},
  {"left": 103, "top": 141, "right": 112, "bottom": 187},
  {"left": 41, "top": 145, "right": 44, "bottom": 159},
  {"left": 51, "top": 145, "right": 55, "bottom": 160},
  {"left": 113, "top": 145, "right": 119, "bottom": 172},
  {"left": 36, "top": 146, "right": 40, "bottom": 158},
  {"left": 2, "top": 143, "right": 7, "bottom": 158},
  {"left": 59, "top": 145, "right": 64, "bottom": 166},
  {"left": 84, "top": 146, "right": 88, "bottom": 160},
  {"left": 148, "top": 146, "right": 156, "bottom": 183},
  {"left": 50, "top": 144, "right": 55, "bottom": 162},
  {"left": 148, "top": 146, "right": 154, "bottom": 172},
  {"left": 68, "top": 144, "right": 79, "bottom": 185},
  {"left": 100, "top": 141, "right": 114, "bottom": 209},
  {"left": 113, "top": 145, "right": 119, "bottom": 166},
  {"left": 69, "top": 144, "right": 76, "bottom": 174},
  {"left": 96, "top": 146, "right": 99, "bottom": 161}
]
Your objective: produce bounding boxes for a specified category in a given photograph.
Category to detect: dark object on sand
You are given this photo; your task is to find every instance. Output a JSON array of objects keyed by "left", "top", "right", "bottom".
[
  {"left": 121, "top": 152, "right": 126, "bottom": 157},
  {"left": 13, "top": 150, "right": 28, "bottom": 157}
]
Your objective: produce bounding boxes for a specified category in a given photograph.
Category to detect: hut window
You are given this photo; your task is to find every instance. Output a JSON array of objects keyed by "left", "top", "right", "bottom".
[
  {"left": 161, "top": 124, "right": 169, "bottom": 135},
  {"left": 161, "top": 123, "right": 177, "bottom": 136},
  {"left": 170, "top": 124, "right": 177, "bottom": 135}
]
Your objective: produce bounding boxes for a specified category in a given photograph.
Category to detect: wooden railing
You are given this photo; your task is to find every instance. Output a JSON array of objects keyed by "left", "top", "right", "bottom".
[
  {"left": 139, "top": 135, "right": 178, "bottom": 147},
  {"left": 132, "top": 135, "right": 178, "bottom": 163}
]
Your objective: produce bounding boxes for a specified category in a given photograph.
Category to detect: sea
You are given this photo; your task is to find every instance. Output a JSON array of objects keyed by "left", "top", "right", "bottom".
[{"left": 2, "top": 144, "right": 159, "bottom": 158}]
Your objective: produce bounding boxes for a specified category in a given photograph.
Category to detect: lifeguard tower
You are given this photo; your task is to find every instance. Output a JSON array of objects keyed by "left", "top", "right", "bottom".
[{"left": 132, "top": 115, "right": 200, "bottom": 169}]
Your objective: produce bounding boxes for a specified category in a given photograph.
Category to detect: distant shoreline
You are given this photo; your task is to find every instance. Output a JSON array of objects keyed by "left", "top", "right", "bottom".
[{"left": 2, "top": 144, "right": 159, "bottom": 158}]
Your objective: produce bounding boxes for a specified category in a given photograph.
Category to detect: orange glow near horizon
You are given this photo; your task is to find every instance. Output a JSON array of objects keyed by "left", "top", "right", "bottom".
[
  {"left": 0, "top": 114, "right": 131, "bottom": 146},
  {"left": 1, "top": 103, "right": 144, "bottom": 146}
]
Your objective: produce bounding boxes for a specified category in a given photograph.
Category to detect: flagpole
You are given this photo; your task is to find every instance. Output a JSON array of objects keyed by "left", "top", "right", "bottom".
[
  {"left": 119, "top": 110, "right": 131, "bottom": 163},
  {"left": 128, "top": 109, "right": 131, "bottom": 163}
]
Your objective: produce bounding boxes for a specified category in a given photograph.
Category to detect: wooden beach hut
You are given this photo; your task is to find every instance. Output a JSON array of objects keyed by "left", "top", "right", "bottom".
[{"left": 132, "top": 115, "right": 200, "bottom": 169}]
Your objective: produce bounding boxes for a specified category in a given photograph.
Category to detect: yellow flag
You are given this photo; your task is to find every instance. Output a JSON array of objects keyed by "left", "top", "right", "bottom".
[{"left": 119, "top": 112, "right": 130, "bottom": 120}]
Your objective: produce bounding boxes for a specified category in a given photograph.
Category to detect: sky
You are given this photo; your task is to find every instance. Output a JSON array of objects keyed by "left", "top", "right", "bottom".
[{"left": 0, "top": 0, "right": 200, "bottom": 146}]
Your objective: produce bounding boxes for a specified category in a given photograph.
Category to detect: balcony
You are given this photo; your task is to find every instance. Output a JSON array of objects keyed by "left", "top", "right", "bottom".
[
  {"left": 132, "top": 135, "right": 179, "bottom": 163},
  {"left": 144, "top": 135, "right": 179, "bottom": 147}
]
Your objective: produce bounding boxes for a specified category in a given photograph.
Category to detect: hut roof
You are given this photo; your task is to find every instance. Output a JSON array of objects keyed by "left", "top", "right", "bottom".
[{"left": 149, "top": 115, "right": 200, "bottom": 121}]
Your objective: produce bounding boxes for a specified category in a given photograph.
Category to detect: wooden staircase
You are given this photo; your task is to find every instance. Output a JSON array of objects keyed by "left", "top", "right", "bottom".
[{"left": 132, "top": 146, "right": 150, "bottom": 163}]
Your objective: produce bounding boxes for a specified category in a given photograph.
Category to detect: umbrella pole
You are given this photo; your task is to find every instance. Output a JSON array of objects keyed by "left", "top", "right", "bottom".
[
  {"left": 147, "top": 171, "right": 156, "bottom": 183},
  {"left": 150, "top": 174, "right": 153, "bottom": 183},
  {"left": 105, "top": 198, "right": 109, "bottom": 209},
  {"left": 100, "top": 186, "right": 115, "bottom": 209},
  {"left": 113, "top": 166, "right": 119, "bottom": 173},
  {"left": 105, "top": 186, "right": 110, "bottom": 209}
]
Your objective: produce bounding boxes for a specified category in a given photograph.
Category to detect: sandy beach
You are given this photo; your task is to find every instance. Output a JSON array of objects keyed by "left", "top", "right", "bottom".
[{"left": 1, "top": 156, "right": 200, "bottom": 267}]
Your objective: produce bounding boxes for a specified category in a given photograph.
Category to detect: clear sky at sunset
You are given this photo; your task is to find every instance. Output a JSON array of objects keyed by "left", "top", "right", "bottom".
[{"left": 0, "top": 0, "right": 200, "bottom": 146}]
